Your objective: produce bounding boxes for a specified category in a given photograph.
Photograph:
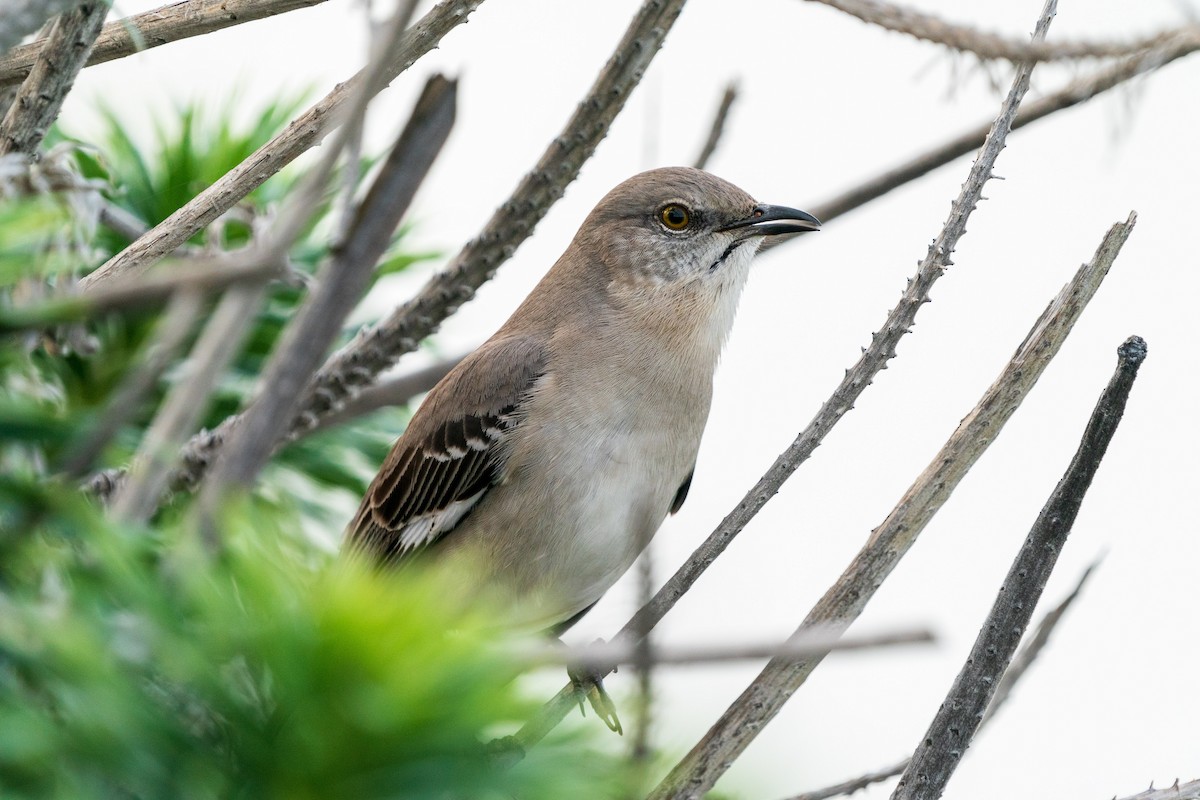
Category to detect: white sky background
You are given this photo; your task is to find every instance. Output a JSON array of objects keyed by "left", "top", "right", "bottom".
[{"left": 65, "top": 0, "right": 1199, "bottom": 797}]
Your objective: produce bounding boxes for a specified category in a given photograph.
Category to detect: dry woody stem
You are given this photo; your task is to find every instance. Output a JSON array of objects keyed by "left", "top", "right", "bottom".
[
  {"left": 0, "top": 0, "right": 331, "bottom": 88},
  {"left": 892, "top": 336, "right": 1146, "bottom": 800},
  {"left": 0, "top": 1, "right": 108, "bottom": 157},
  {"left": 691, "top": 81, "right": 738, "bottom": 171},
  {"left": 0, "top": 253, "right": 285, "bottom": 334}
]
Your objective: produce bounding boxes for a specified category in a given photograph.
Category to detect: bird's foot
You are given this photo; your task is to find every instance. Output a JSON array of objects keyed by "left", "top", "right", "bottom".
[{"left": 567, "top": 644, "right": 622, "bottom": 735}]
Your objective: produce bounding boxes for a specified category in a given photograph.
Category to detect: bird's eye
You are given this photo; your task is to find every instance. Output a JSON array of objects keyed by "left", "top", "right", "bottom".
[{"left": 660, "top": 204, "right": 691, "bottom": 231}]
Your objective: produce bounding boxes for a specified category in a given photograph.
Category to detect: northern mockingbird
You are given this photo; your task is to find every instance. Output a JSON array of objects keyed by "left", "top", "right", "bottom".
[{"left": 345, "top": 166, "right": 819, "bottom": 711}]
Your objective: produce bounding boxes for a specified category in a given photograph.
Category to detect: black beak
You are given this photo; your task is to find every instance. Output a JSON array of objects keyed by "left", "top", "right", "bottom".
[{"left": 718, "top": 204, "right": 821, "bottom": 236}]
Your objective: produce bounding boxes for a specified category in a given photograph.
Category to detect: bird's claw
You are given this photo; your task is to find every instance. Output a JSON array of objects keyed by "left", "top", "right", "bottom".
[{"left": 568, "top": 656, "right": 623, "bottom": 735}]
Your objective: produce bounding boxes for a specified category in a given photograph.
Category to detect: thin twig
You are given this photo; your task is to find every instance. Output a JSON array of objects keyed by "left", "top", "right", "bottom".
[
  {"left": 630, "top": 523, "right": 657, "bottom": 764},
  {"left": 198, "top": 74, "right": 455, "bottom": 502},
  {"left": 79, "top": 0, "right": 484, "bottom": 290},
  {"left": 0, "top": 1, "right": 108, "bottom": 157},
  {"left": 648, "top": 211, "right": 1137, "bottom": 798},
  {"left": 56, "top": 290, "right": 205, "bottom": 477},
  {"left": 786, "top": 758, "right": 910, "bottom": 800},
  {"left": 0, "top": 0, "right": 331, "bottom": 88},
  {"left": 516, "top": 4, "right": 1063, "bottom": 766},
  {"left": 309, "top": 354, "right": 466, "bottom": 431},
  {"left": 808, "top": 0, "right": 1195, "bottom": 62},
  {"left": 782, "top": 559, "right": 1102, "bottom": 800},
  {"left": 893, "top": 336, "right": 1146, "bottom": 800},
  {"left": 98, "top": 201, "right": 151, "bottom": 241},
  {"left": 85, "top": 0, "right": 690, "bottom": 500},
  {"left": 521, "top": 626, "right": 934, "bottom": 670},
  {"left": 692, "top": 81, "right": 738, "bottom": 170},
  {"left": 109, "top": 285, "right": 269, "bottom": 523},
  {"left": 0, "top": 252, "right": 284, "bottom": 334}
]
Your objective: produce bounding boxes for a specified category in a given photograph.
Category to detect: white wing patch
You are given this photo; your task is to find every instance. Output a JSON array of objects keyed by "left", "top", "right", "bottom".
[{"left": 396, "top": 488, "right": 488, "bottom": 551}]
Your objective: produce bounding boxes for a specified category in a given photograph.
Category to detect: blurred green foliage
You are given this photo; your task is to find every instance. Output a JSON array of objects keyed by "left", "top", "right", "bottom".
[
  {"left": 0, "top": 97, "right": 629, "bottom": 797},
  {"left": 0, "top": 484, "right": 624, "bottom": 799},
  {"left": 3, "top": 93, "right": 439, "bottom": 503}
]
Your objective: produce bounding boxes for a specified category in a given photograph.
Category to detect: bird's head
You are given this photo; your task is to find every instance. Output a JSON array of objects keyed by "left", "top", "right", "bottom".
[{"left": 577, "top": 166, "right": 820, "bottom": 288}]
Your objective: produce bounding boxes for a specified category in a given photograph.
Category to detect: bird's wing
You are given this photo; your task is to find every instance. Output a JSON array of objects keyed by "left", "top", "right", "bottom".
[{"left": 344, "top": 335, "right": 547, "bottom": 563}]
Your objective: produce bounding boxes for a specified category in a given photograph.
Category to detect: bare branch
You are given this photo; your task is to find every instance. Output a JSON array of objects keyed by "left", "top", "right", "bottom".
[
  {"left": 0, "top": 0, "right": 330, "bottom": 88},
  {"left": 692, "top": 81, "right": 738, "bottom": 170},
  {"left": 1113, "top": 779, "right": 1200, "bottom": 800},
  {"left": 78, "top": 0, "right": 484, "bottom": 290},
  {"left": 0, "top": 252, "right": 284, "bottom": 334},
  {"left": 309, "top": 355, "right": 465, "bottom": 431},
  {"left": 782, "top": 559, "right": 1103, "bottom": 800},
  {"left": 521, "top": 626, "right": 934, "bottom": 671},
  {"left": 647, "top": 204, "right": 1133, "bottom": 798},
  {"left": 98, "top": 200, "right": 151, "bottom": 241},
  {"left": 199, "top": 74, "right": 455, "bottom": 500},
  {"left": 785, "top": 758, "right": 910, "bottom": 800},
  {"left": 893, "top": 336, "right": 1146, "bottom": 800},
  {"left": 0, "top": 0, "right": 81, "bottom": 57},
  {"left": 808, "top": 0, "right": 1196, "bottom": 63},
  {"left": 980, "top": 556, "right": 1102, "bottom": 727},
  {"left": 0, "top": 1, "right": 108, "bottom": 157}
]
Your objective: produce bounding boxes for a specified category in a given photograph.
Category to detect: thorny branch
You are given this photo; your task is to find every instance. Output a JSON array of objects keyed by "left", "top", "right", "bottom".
[
  {"left": 779, "top": 559, "right": 1102, "bottom": 800},
  {"left": 893, "top": 337, "right": 1146, "bottom": 800},
  {"left": 1113, "top": 779, "right": 1200, "bottom": 800},
  {"left": 808, "top": 0, "right": 1197, "bottom": 63},
  {"left": 643, "top": 201, "right": 1134, "bottom": 797}
]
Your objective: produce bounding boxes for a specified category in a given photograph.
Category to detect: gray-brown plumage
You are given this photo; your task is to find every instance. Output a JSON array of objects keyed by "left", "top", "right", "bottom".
[{"left": 345, "top": 166, "right": 819, "bottom": 633}]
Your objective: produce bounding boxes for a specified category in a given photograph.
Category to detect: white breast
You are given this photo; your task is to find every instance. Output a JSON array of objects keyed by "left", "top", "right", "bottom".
[{"left": 451, "top": 251, "right": 754, "bottom": 629}]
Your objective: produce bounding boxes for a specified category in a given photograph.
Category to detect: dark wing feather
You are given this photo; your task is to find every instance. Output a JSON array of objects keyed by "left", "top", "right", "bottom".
[
  {"left": 345, "top": 336, "right": 545, "bottom": 564},
  {"left": 669, "top": 468, "right": 694, "bottom": 515}
]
